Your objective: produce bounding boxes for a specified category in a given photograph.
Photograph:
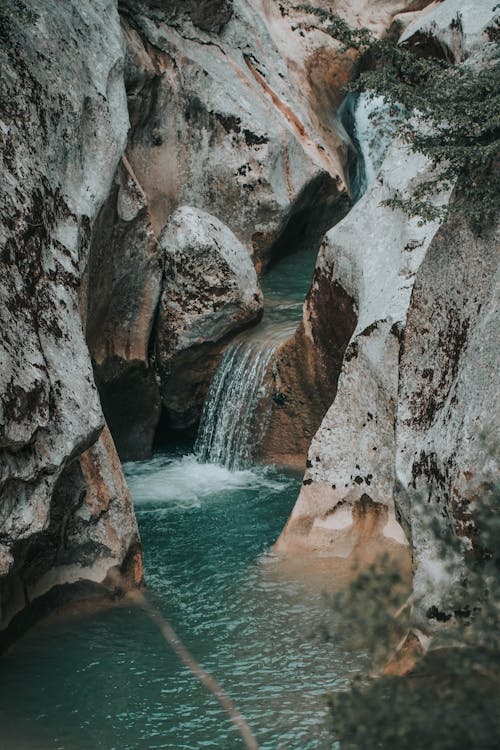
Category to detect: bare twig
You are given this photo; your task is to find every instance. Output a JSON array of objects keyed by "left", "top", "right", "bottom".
[{"left": 130, "top": 590, "right": 260, "bottom": 750}]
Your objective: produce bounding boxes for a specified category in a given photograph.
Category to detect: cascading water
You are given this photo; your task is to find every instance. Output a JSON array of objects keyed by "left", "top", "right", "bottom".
[
  {"left": 195, "top": 231, "right": 315, "bottom": 471},
  {"left": 195, "top": 318, "right": 296, "bottom": 469},
  {"left": 195, "top": 340, "right": 275, "bottom": 469},
  {"left": 196, "top": 95, "right": 398, "bottom": 473},
  {"left": 338, "top": 92, "right": 397, "bottom": 203}
]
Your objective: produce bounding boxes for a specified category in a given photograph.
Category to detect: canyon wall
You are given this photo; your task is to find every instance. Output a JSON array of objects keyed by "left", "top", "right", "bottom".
[
  {"left": 277, "top": 0, "right": 500, "bottom": 625},
  {"left": 0, "top": 0, "right": 142, "bottom": 647},
  {"left": 0, "top": 0, "right": 417, "bottom": 641},
  {"left": 89, "top": 0, "right": 357, "bottom": 458},
  {"left": 87, "top": 0, "right": 435, "bottom": 461},
  {"left": 1, "top": 0, "right": 497, "bottom": 644}
]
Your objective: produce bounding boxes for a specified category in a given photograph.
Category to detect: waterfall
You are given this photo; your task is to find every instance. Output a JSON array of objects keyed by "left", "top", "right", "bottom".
[
  {"left": 196, "top": 95, "right": 399, "bottom": 473},
  {"left": 338, "top": 92, "right": 397, "bottom": 203},
  {"left": 195, "top": 339, "right": 276, "bottom": 470},
  {"left": 195, "top": 319, "right": 296, "bottom": 470}
]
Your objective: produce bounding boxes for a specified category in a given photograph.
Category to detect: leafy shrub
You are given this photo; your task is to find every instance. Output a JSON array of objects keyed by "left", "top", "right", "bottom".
[
  {"left": 296, "top": 4, "right": 500, "bottom": 227},
  {"left": 324, "top": 481, "right": 500, "bottom": 749}
]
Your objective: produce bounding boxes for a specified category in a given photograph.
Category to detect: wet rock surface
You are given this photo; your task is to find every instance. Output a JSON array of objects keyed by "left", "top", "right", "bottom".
[{"left": 275, "top": 138, "right": 446, "bottom": 565}]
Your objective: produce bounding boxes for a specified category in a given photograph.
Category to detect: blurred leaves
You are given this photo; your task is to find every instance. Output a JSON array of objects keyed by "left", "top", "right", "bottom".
[{"left": 324, "top": 482, "right": 500, "bottom": 749}]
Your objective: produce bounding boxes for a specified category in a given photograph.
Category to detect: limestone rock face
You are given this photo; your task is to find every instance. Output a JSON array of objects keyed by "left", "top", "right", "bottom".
[
  {"left": 156, "top": 207, "right": 263, "bottom": 429},
  {"left": 0, "top": 0, "right": 142, "bottom": 643},
  {"left": 90, "top": 0, "right": 359, "bottom": 456},
  {"left": 119, "top": 0, "right": 355, "bottom": 269},
  {"left": 85, "top": 157, "right": 162, "bottom": 461},
  {"left": 277, "top": 145, "right": 498, "bottom": 621},
  {"left": 87, "top": 1, "right": 434, "bottom": 460},
  {"left": 276, "top": 139, "right": 448, "bottom": 566},
  {"left": 395, "top": 213, "right": 500, "bottom": 622},
  {"left": 255, "top": 275, "right": 358, "bottom": 471},
  {"left": 276, "top": 1, "right": 499, "bottom": 616}
]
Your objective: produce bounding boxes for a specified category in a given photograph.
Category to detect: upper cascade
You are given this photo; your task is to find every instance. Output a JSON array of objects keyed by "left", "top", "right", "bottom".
[{"left": 338, "top": 92, "right": 396, "bottom": 204}]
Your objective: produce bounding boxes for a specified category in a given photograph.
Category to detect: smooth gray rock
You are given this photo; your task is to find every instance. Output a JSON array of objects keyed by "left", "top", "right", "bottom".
[
  {"left": 399, "top": 0, "right": 499, "bottom": 61},
  {"left": 90, "top": 0, "right": 354, "bottom": 454},
  {"left": 156, "top": 206, "right": 263, "bottom": 429},
  {"left": 276, "top": 2, "right": 499, "bottom": 624},
  {"left": 396, "top": 211, "right": 500, "bottom": 624},
  {"left": 119, "top": 0, "right": 233, "bottom": 33},
  {"left": 276, "top": 138, "right": 448, "bottom": 565},
  {"left": 119, "top": 0, "right": 351, "bottom": 269},
  {"left": 86, "top": 157, "right": 163, "bottom": 461}
]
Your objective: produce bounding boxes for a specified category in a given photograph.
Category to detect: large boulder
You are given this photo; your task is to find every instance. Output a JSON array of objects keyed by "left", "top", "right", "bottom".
[
  {"left": 0, "top": 0, "right": 142, "bottom": 643},
  {"left": 156, "top": 206, "right": 263, "bottom": 430},
  {"left": 398, "top": 0, "right": 499, "bottom": 61}
]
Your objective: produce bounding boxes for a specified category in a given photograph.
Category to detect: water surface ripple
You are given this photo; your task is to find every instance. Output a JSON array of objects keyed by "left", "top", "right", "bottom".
[{"left": 0, "top": 451, "right": 364, "bottom": 749}]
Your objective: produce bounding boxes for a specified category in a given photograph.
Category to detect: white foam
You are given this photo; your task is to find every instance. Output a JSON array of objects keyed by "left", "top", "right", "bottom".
[{"left": 123, "top": 454, "right": 289, "bottom": 508}]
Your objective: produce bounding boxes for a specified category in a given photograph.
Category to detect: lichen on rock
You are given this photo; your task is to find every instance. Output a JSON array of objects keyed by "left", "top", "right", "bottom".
[{"left": 0, "top": 0, "right": 142, "bottom": 645}]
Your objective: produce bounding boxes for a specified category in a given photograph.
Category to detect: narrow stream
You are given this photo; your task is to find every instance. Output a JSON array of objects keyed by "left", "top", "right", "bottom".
[
  {"left": 337, "top": 93, "right": 396, "bottom": 204},
  {"left": 0, "top": 247, "right": 359, "bottom": 750},
  {"left": 0, "top": 97, "right": 383, "bottom": 750}
]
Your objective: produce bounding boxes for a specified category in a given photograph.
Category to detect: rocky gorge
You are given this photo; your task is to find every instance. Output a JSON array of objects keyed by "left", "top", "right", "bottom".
[{"left": 0, "top": 0, "right": 499, "bottom": 745}]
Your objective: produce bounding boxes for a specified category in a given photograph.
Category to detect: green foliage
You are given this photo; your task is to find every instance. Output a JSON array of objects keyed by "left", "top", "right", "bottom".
[
  {"left": 295, "top": 4, "right": 371, "bottom": 50},
  {"left": 350, "top": 50, "right": 500, "bottom": 227},
  {"left": 324, "top": 482, "right": 500, "bottom": 750},
  {"left": 296, "top": 5, "right": 500, "bottom": 227},
  {"left": 329, "top": 653, "right": 500, "bottom": 750},
  {"left": 329, "top": 559, "right": 409, "bottom": 666}
]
